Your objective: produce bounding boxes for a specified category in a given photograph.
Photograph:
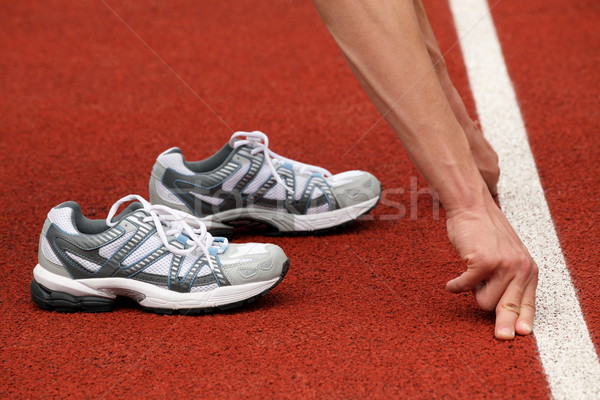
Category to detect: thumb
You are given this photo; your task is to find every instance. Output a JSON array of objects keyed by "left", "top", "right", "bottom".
[{"left": 446, "top": 268, "right": 482, "bottom": 293}]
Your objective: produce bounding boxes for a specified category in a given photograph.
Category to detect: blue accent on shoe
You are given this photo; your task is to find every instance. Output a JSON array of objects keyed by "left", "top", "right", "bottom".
[
  {"left": 176, "top": 234, "right": 189, "bottom": 245},
  {"left": 283, "top": 162, "right": 293, "bottom": 169},
  {"left": 211, "top": 237, "right": 229, "bottom": 253},
  {"left": 208, "top": 247, "right": 218, "bottom": 256}
]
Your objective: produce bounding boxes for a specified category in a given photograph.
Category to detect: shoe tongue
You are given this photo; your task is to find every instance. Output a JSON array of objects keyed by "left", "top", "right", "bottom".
[{"left": 234, "top": 141, "right": 256, "bottom": 153}]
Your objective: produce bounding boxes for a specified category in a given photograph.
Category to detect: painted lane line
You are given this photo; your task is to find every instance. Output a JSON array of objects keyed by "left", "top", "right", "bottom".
[{"left": 448, "top": 0, "right": 600, "bottom": 399}]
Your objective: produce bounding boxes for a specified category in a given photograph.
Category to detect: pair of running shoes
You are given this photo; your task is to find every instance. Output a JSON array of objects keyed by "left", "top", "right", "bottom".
[{"left": 32, "top": 131, "right": 381, "bottom": 313}]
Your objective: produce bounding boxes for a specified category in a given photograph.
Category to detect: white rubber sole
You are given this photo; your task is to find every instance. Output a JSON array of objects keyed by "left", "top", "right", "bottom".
[
  {"left": 33, "top": 264, "right": 280, "bottom": 310},
  {"left": 201, "top": 196, "right": 380, "bottom": 233}
]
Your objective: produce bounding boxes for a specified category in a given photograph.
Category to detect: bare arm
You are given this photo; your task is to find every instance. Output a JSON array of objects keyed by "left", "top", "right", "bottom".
[
  {"left": 314, "top": 0, "right": 537, "bottom": 340},
  {"left": 413, "top": 0, "right": 500, "bottom": 196}
]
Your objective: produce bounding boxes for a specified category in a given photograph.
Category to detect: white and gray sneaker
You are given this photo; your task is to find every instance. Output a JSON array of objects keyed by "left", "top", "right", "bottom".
[
  {"left": 31, "top": 195, "right": 289, "bottom": 314},
  {"left": 149, "top": 131, "right": 381, "bottom": 235}
]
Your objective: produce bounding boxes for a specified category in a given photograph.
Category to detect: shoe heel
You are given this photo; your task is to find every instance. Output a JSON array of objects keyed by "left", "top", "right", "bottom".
[{"left": 30, "top": 279, "right": 115, "bottom": 313}]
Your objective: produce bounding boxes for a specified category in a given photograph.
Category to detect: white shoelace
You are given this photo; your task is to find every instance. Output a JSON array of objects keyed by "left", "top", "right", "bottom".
[
  {"left": 229, "top": 131, "right": 332, "bottom": 194},
  {"left": 105, "top": 195, "right": 227, "bottom": 258}
]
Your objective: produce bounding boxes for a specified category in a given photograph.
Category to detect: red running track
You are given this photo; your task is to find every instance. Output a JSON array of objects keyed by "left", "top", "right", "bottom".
[
  {"left": 492, "top": 0, "right": 600, "bottom": 350},
  {"left": 0, "top": 0, "right": 596, "bottom": 398}
]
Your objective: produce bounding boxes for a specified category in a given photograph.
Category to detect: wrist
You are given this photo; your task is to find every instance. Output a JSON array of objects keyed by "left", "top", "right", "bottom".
[{"left": 435, "top": 163, "right": 491, "bottom": 216}]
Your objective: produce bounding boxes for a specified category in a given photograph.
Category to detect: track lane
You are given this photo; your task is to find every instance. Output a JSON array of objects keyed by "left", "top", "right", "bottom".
[
  {"left": 491, "top": 0, "right": 600, "bottom": 352},
  {"left": 450, "top": 0, "right": 600, "bottom": 398},
  {"left": 0, "top": 0, "right": 565, "bottom": 398}
]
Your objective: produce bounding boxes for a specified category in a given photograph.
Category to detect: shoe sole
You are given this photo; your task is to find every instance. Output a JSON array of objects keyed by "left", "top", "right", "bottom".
[
  {"left": 31, "top": 259, "right": 290, "bottom": 314},
  {"left": 202, "top": 193, "right": 381, "bottom": 236}
]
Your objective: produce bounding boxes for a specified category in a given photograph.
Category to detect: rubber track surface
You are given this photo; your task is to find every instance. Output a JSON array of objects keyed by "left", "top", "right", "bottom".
[
  {"left": 492, "top": 0, "right": 600, "bottom": 351},
  {"left": 0, "top": 0, "right": 596, "bottom": 399}
]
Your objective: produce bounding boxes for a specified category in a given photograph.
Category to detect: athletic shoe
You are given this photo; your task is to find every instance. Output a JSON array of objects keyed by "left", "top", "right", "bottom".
[
  {"left": 149, "top": 131, "right": 381, "bottom": 235},
  {"left": 31, "top": 195, "right": 289, "bottom": 314}
]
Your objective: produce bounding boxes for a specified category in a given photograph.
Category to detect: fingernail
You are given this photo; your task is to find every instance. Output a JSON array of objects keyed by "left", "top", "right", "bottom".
[
  {"left": 519, "top": 322, "right": 532, "bottom": 334},
  {"left": 496, "top": 328, "right": 515, "bottom": 340}
]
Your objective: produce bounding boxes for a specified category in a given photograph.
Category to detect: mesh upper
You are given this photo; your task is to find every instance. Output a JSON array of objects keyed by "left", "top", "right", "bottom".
[
  {"left": 153, "top": 144, "right": 341, "bottom": 215},
  {"left": 263, "top": 183, "right": 287, "bottom": 200},
  {"left": 37, "top": 194, "right": 289, "bottom": 298},
  {"left": 222, "top": 162, "right": 251, "bottom": 191},
  {"left": 179, "top": 254, "right": 198, "bottom": 277},
  {"left": 190, "top": 283, "right": 218, "bottom": 292},
  {"left": 243, "top": 163, "right": 272, "bottom": 194},
  {"left": 307, "top": 203, "right": 329, "bottom": 214},
  {"left": 99, "top": 231, "right": 136, "bottom": 259},
  {"left": 197, "top": 264, "right": 211, "bottom": 277},
  {"left": 48, "top": 208, "right": 78, "bottom": 234},
  {"left": 143, "top": 254, "right": 173, "bottom": 276},
  {"left": 123, "top": 234, "right": 163, "bottom": 265},
  {"left": 159, "top": 153, "right": 194, "bottom": 175},
  {"left": 311, "top": 186, "right": 323, "bottom": 200},
  {"left": 294, "top": 174, "right": 310, "bottom": 200}
]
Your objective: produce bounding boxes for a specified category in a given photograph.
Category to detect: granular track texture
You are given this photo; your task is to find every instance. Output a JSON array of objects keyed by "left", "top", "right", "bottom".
[{"left": 1, "top": 0, "right": 596, "bottom": 398}]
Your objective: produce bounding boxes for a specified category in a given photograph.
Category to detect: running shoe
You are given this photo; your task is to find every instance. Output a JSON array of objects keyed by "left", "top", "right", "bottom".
[
  {"left": 32, "top": 195, "right": 289, "bottom": 313},
  {"left": 149, "top": 131, "right": 381, "bottom": 235}
]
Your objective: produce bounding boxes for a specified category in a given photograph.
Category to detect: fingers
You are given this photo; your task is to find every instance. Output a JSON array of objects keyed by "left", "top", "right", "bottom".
[
  {"left": 494, "top": 286, "right": 523, "bottom": 340},
  {"left": 515, "top": 264, "right": 538, "bottom": 336},
  {"left": 446, "top": 267, "right": 485, "bottom": 293},
  {"left": 472, "top": 276, "right": 510, "bottom": 312},
  {"left": 494, "top": 260, "right": 535, "bottom": 340},
  {"left": 445, "top": 205, "right": 539, "bottom": 340}
]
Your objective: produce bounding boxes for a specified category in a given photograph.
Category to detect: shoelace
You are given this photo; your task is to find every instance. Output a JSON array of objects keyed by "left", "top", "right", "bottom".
[
  {"left": 105, "top": 195, "right": 228, "bottom": 258},
  {"left": 229, "top": 131, "right": 332, "bottom": 194}
]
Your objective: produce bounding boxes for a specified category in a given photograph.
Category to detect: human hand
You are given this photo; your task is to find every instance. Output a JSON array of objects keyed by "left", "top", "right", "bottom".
[{"left": 445, "top": 202, "right": 538, "bottom": 340}]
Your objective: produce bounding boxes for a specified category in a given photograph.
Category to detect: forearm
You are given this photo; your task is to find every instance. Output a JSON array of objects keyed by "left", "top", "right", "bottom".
[
  {"left": 313, "top": 0, "right": 489, "bottom": 211},
  {"left": 412, "top": 0, "right": 478, "bottom": 132}
]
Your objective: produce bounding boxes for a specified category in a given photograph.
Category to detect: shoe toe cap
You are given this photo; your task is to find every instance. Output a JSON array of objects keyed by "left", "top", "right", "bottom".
[
  {"left": 328, "top": 171, "right": 381, "bottom": 208},
  {"left": 218, "top": 243, "right": 287, "bottom": 285}
]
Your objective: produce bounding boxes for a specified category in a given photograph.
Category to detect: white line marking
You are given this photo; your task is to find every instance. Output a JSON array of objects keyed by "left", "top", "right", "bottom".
[{"left": 449, "top": 1, "right": 600, "bottom": 399}]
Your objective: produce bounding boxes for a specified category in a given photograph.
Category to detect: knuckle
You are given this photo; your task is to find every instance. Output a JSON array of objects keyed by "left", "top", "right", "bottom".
[
  {"left": 463, "top": 253, "right": 478, "bottom": 265},
  {"left": 503, "top": 254, "right": 532, "bottom": 277},
  {"left": 483, "top": 257, "right": 500, "bottom": 268},
  {"left": 515, "top": 259, "right": 532, "bottom": 275},
  {"left": 468, "top": 253, "right": 500, "bottom": 269},
  {"left": 520, "top": 301, "right": 536, "bottom": 312},
  {"left": 497, "top": 302, "right": 521, "bottom": 316},
  {"left": 516, "top": 254, "right": 531, "bottom": 267}
]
